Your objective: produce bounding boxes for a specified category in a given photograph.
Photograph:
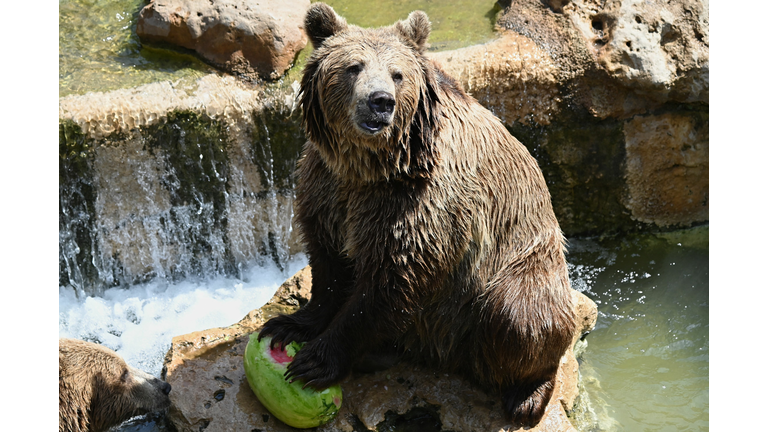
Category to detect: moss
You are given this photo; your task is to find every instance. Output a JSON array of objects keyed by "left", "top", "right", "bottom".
[
  {"left": 262, "top": 303, "right": 299, "bottom": 322},
  {"left": 143, "top": 110, "right": 235, "bottom": 278},
  {"left": 511, "top": 102, "right": 710, "bottom": 237},
  {"left": 655, "top": 224, "right": 709, "bottom": 251},
  {"left": 511, "top": 109, "right": 637, "bottom": 236},
  {"left": 59, "top": 120, "right": 101, "bottom": 290},
  {"left": 250, "top": 105, "right": 306, "bottom": 194},
  {"left": 248, "top": 106, "right": 306, "bottom": 269}
]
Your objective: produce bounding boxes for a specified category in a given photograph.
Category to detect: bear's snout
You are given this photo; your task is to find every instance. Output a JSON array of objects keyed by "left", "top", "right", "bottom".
[
  {"left": 357, "top": 90, "right": 395, "bottom": 134},
  {"left": 368, "top": 91, "right": 395, "bottom": 115}
]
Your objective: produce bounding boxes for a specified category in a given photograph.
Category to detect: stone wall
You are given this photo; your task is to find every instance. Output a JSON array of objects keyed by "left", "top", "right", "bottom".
[
  {"left": 431, "top": 0, "right": 708, "bottom": 235},
  {"left": 59, "top": 76, "right": 304, "bottom": 292}
]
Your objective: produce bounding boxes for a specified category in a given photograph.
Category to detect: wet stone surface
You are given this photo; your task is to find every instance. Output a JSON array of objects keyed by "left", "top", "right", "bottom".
[{"left": 163, "top": 267, "right": 597, "bottom": 432}]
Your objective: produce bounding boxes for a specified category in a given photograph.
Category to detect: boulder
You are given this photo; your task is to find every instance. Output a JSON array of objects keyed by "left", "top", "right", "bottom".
[
  {"left": 566, "top": 0, "right": 708, "bottom": 103},
  {"left": 623, "top": 112, "right": 709, "bottom": 226},
  {"left": 162, "top": 266, "right": 598, "bottom": 432},
  {"left": 445, "top": 0, "right": 709, "bottom": 233},
  {"left": 136, "top": 0, "right": 310, "bottom": 80},
  {"left": 496, "top": 0, "right": 708, "bottom": 119},
  {"left": 428, "top": 30, "right": 561, "bottom": 127}
]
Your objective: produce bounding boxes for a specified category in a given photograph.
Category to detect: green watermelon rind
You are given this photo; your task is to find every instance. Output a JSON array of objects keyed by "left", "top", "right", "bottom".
[{"left": 243, "top": 333, "right": 342, "bottom": 428}]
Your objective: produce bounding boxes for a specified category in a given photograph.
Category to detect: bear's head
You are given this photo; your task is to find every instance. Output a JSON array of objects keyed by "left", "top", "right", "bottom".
[
  {"left": 88, "top": 356, "right": 172, "bottom": 431},
  {"left": 59, "top": 339, "right": 172, "bottom": 432},
  {"left": 300, "top": 3, "right": 441, "bottom": 182}
]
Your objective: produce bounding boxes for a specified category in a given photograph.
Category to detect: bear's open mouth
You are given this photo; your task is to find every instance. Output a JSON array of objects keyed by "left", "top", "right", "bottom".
[{"left": 360, "top": 120, "right": 388, "bottom": 133}]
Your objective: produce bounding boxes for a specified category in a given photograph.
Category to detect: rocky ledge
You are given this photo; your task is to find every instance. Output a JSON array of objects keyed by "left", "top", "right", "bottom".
[
  {"left": 162, "top": 267, "right": 598, "bottom": 432},
  {"left": 136, "top": 0, "right": 310, "bottom": 80}
]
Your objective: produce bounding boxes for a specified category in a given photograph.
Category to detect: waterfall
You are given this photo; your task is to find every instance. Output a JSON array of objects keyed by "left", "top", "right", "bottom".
[{"left": 59, "top": 75, "right": 306, "bottom": 295}]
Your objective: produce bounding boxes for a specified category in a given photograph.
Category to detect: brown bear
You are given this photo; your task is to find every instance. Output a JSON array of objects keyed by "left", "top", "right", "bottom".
[
  {"left": 259, "top": 3, "right": 577, "bottom": 426},
  {"left": 59, "top": 338, "right": 172, "bottom": 432}
]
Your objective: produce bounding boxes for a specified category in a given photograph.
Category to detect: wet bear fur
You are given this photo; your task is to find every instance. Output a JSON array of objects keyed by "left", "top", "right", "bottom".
[
  {"left": 260, "top": 3, "right": 577, "bottom": 426},
  {"left": 59, "top": 338, "right": 172, "bottom": 432}
]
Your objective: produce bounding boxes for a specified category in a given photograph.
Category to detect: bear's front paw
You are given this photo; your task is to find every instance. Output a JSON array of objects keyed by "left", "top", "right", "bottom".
[
  {"left": 258, "top": 314, "right": 315, "bottom": 349},
  {"left": 284, "top": 337, "right": 351, "bottom": 390}
]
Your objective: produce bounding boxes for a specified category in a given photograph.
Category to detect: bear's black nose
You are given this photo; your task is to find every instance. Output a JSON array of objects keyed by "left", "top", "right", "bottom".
[
  {"left": 161, "top": 381, "right": 172, "bottom": 395},
  {"left": 368, "top": 91, "right": 395, "bottom": 115}
]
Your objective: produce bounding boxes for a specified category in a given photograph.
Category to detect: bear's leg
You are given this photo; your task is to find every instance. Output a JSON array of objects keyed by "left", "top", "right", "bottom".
[
  {"left": 501, "top": 371, "right": 558, "bottom": 425},
  {"left": 283, "top": 270, "right": 410, "bottom": 389},
  {"left": 477, "top": 250, "right": 575, "bottom": 426},
  {"left": 259, "top": 252, "right": 353, "bottom": 348}
]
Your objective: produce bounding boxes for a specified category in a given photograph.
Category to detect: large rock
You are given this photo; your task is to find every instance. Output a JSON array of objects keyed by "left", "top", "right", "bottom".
[
  {"left": 136, "top": 0, "right": 310, "bottom": 80},
  {"left": 568, "top": 0, "right": 708, "bottom": 103},
  {"left": 496, "top": 0, "right": 708, "bottom": 119},
  {"left": 429, "top": 31, "right": 561, "bottom": 127},
  {"left": 623, "top": 112, "right": 709, "bottom": 226},
  {"left": 464, "top": 0, "right": 708, "bottom": 233},
  {"left": 162, "top": 267, "right": 598, "bottom": 432}
]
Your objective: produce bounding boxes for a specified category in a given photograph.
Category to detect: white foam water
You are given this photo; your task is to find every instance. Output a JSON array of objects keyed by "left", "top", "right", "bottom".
[{"left": 58, "top": 254, "right": 307, "bottom": 377}]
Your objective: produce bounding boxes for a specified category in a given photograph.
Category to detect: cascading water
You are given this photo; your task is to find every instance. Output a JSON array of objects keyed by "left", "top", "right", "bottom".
[
  {"left": 58, "top": 256, "right": 308, "bottom": 378},
  {"left": 59, "top": 100, "right": 306, "bottom": 294},
  {"left": 58, "top": 84, "right": 311, "bottom": 431}
]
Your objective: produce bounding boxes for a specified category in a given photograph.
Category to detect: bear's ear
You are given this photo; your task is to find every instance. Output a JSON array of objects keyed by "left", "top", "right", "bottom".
[
  {"left": 305, "top": 3, "right": 348, "bottom": 48},
  {"left": 395, "top": 10, "right": 431, "bottom": 53}
]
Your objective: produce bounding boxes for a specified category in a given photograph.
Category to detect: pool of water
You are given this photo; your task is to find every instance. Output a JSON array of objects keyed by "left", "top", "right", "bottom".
[
  {"left": 58, "top": 0, "right": 500, "bottom": 97},
  {"left": 59, "top": 0, "right": 216, "bottom": 97},
  {"left": 57, "top": 226, "right": 708, "bottom": 431},
  {"left": 568, "top": 226, "right": 709, "bottom": 431}
]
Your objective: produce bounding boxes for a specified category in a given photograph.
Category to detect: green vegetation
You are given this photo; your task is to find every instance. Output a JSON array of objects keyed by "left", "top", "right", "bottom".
[
  {"left": 250, "top": 107, "right": 306, "bottom": 194},
  {"left": 143, "top": 110, "right": 235, "bottom": 278},
  {"left": 510, "top": 109, "right": 633, "bottom": 236},
  {"left": 59, "top": 0, "right": 213, "bottom": 97}
]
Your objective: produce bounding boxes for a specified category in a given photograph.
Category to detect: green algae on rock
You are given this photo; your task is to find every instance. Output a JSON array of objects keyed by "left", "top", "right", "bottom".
[
  {"left": 59, "top": 0, "right": 214, "bottom": 97},
  {"left": 143, "top": 110, "right": 236, "bottom": 278},
  {"left": 59, "top": 120, "right": 100, "bottom": 290},
  {"left": 58, "top": 98, "right": 306, "bottom": 292}
]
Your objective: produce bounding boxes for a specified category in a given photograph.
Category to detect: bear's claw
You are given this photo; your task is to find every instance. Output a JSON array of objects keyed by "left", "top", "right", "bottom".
[
  {"left": 258, "top": 315, "right": 315, "bottom": 349},
  {"left": 284, "top": 337, "right": 350, "bottom": 390}
]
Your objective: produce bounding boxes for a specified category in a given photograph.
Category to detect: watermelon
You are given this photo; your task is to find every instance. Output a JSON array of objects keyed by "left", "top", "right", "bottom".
[{"left": 243, "top": 333, "right": 342, "bottom": 428}]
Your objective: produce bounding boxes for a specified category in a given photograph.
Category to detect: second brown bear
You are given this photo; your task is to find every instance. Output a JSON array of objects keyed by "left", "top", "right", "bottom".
[
  {"left": 259, "top": 3, "right": 577, "bottom": 426},
  {"left": 59, "top": 338, "right": 171, "bottom": 432}
]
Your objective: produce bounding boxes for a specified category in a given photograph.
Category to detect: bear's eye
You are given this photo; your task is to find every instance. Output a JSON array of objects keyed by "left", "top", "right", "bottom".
[
  {"left": 346, "top": 64, "right": 362, "bottom": 76},
  {"left": 392, "top": 72, "right": 403, "bottom": 84},
  {"left": 120, "top": 369, "right": 130, "bottom": 383}
]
